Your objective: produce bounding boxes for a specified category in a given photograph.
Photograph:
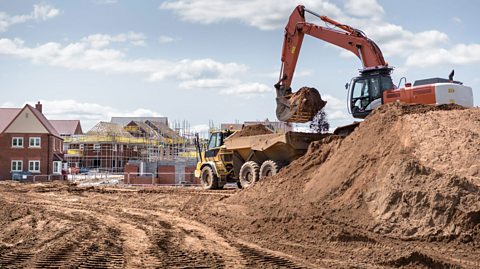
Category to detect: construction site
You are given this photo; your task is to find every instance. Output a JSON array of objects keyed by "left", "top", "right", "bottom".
[{"left": 1, "top": 3, "right": 479, "bottom": 269}]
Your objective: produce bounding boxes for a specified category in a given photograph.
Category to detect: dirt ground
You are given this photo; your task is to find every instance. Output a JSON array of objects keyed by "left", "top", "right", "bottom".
[
  {"left": 1, "top": 104, "right": 479, "bottom": 268},
  {"left": 0, "top": 181, "right": 478, "bottom": 269},
  {"left": 0, "top": 183, "right": 314, "bottom": 269}
]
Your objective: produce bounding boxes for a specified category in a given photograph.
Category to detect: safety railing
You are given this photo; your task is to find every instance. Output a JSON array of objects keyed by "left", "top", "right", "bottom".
[{"left": 21, "top": 174, "right": 65, "bottom": 183}]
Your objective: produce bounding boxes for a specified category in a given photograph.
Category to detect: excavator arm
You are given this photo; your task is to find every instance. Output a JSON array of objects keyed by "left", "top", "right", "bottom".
[{"left": 276, "top": 5, "right": 388, "bottom": 123}]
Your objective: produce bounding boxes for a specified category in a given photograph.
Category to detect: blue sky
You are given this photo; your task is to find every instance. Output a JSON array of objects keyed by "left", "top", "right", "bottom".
[{"left": 1, "top": 0, "right": 479, "bottom": 132}]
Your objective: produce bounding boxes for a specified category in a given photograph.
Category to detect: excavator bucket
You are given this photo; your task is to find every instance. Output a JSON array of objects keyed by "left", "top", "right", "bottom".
[{"left": 276, "top": 87, "right": 327, "bottom": 123}]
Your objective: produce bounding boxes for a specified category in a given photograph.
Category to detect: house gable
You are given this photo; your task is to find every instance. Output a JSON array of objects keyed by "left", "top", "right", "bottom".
[{"left": 4, "top": 106, "right": 48, "bottom": 134}]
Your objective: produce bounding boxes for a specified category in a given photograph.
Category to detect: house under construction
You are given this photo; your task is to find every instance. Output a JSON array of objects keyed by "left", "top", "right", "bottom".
[{"left": 64, "top": 119, "right": 195, "bottom": 173}]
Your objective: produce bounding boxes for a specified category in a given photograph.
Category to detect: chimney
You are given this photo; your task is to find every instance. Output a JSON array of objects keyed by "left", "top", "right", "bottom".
[{"left": 35, "top": 101, "right": 43, "bottom": 113}]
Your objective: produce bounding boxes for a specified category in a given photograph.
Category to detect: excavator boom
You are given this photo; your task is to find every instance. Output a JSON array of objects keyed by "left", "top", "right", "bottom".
[{"left": 276, "top": 5, "right": 388, "bottom": 123}]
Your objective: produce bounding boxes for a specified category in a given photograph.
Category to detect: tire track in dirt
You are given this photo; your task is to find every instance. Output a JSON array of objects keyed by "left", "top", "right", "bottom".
[{"left": 1, "top": 189, "right": 315, "bottom": 268}]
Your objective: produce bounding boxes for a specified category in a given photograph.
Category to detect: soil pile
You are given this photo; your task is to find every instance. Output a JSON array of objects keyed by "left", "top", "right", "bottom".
[
  {"left": 291, "top": 87, "right": 326, "bottom": 116},
  {"left": 228, "top": 103, "right": 480, "bottom": 242},
  {"left": 234, "top": 124, "right": 273, "bottom": 137}
]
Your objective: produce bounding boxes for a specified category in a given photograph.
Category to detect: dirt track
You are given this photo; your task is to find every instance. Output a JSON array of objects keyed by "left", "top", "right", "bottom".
[
  {"left": 1, "top": 182, "right": 479, "bottom": 269},
  {"left": 0, "top": 183, "right": 315, "bottom": 269}
]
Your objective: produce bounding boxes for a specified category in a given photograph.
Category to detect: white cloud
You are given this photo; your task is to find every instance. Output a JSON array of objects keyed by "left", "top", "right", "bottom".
[
  {"left": 1, "top": 99, "right": 164, "bottom": 131},
  {"left": 0, "top": 35, "right": 269, "bottom": 98},
  {"left": 190, "top": 124, "right": 210, "bottom": 133},
  {"left": 219, "top": 82, "right": 272, "bottom": 98},
  {"left": 0, "top": 4, "right": 60, "bottom": 32},
  {"left": 344, "top": 0, "right": 384, "bottom": 19},
  {"left": 158, "top": 35, "right": 177, "bottom": 44},
  {"left": 159, "top": 0, "right": 342, "bottom": 31},
  {"left": 405, "top": 44, "right": 480, "bottom": 67},
  {"left": 161, "top": 0, "right": 480, "bottom": 68},
  {"left": 452, "top": 17, "right": 462, "bottom": 24},
  {"left": 93, "top": 0, "right": 118, "bottom": 4},
  {"left": 82, "top": 32, "right": 147, "bottom": 48},
  {"left": 263, "top": 69, "right": 313, "bottom": 79}
]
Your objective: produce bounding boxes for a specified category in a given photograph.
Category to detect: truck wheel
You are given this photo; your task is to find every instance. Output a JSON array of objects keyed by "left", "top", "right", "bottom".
[
  {"left": 239, "top": 161, "right": 260, "bottom": 188},
  {"left": 260, "top": 160, "right": 284, "bottom": 178},
  {"left": 200, "top": 166, "right": 218, "bottom": 190}
]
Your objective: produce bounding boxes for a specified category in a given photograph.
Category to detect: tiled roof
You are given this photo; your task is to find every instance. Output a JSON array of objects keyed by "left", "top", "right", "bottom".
[
  {"left": 145, "top": 120, "right": 180, "bottom": 139},
  {"left": 28, "top": 105, "right": 62, "bottom": 138},
  {"left": 0, "top": 108, "right": 21, "bottom": 133},
  {"left": 50, "top": 120, "right": 83, "bottom": 136},
  {"left": 111, "top": 117, "right": 168, "bottom": 126},
  {"left": 87, "top": 121, "right": 134, "bottom": 138}
]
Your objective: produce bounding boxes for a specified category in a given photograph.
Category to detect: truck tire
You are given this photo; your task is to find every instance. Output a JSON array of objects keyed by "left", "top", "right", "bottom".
[
  {"left": 239, "top": 161, "right": 260, "bottom": 188},
  {"left": 259, "top": 160, "right": 284, "bottom": 178},
  {"left": 200, "top": 166, "right": 218, "bottom": 190}
]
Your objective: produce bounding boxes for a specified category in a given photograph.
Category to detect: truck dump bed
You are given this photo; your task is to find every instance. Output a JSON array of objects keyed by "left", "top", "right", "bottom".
[{"left": 224, "top": 131, "right": 328, "bottom": 163}]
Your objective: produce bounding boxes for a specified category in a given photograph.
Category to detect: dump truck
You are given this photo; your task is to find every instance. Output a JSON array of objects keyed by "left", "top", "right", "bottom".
[{"left": 194, "top": 127, "right": 328, "bottom": 189}]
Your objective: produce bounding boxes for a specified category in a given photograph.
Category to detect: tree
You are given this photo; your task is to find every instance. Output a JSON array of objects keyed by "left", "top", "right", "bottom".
[{"left": 310, "top": 108, "right": 330, "bottom": 133}]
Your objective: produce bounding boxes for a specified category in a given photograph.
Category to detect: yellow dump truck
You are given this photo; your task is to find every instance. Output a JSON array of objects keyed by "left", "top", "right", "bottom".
[{"left": 194, "top": 130, "right": 327, "bottom": 189}]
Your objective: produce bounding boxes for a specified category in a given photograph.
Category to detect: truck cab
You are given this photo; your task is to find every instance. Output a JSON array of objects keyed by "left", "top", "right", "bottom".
[{"left": 195, "top": 130, "right": 236, "bottom": 189}]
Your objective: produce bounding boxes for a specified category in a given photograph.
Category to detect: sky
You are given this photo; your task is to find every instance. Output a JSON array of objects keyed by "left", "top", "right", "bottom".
[{"left": 1, "top": 0, "right": 479, "bottom": 133}]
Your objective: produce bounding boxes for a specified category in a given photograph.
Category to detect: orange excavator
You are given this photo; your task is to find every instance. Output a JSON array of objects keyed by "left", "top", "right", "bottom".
[{"left": 275, "top": 5, "right": 474, "bottom": 123}]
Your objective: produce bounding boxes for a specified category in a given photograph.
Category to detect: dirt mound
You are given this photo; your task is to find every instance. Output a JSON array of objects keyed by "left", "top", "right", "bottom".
[
  {"left": 229, "top": 103, "right": 480, "bottom": 242},
  {"left": 234, "top": 124, "right": 273, "bottom": 137},
  {"left": 291, "top": 87, "right": 326, "bottom": 116}
]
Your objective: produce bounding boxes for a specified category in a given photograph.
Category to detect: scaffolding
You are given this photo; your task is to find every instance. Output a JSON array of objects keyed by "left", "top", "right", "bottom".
[{"left": 63, "top": 121, "right": 196, "bottom": 173}]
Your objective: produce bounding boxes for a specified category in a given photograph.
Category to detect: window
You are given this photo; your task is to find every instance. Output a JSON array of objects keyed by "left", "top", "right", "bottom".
[
  {"left": 79, "top": 144, "right": 84, "bottom": 150},
  {"left": 94, "top": 144, "right": 101, "bottom": 150},
  {"left": 29, "top": 137, "right": 41, "bottom": 148},
  {"left": 11, "top": 160, "right": 23, "bottom": 172},
  {"left": 53, "top": 161, "right": 62, "bottom": 175},
  {"left": 207, "top": 132, "right": 223, "bottom": 149},
  {"left": 29, "top": 161, "right": 40, "bottom": 172},
  {"left": 112, "top": 144, "right": 117, "bottom": 152},
  {"left": 12, "top": 137, "right": 24, "bottom": 148}
]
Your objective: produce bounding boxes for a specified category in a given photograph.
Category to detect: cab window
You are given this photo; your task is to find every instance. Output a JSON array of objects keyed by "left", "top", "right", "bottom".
[{"left": 207, "top": 132, "right": 224, "bottom": 149}]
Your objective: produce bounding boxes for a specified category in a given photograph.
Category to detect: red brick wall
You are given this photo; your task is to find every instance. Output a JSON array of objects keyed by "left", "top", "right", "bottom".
[
  {"left": 158, "top": 165, "right": 175, "bottom": 184},
  {"left": 184, "top": 166, "right": 197, "bottom": 184},
  {"left": 123, "top": 164, "right": 138, "bottom": 184},
  {"left": 0, "top": 133, "right": 57, "bottom": 180},
  {"left": 123, "top": 164, "right": 159, "bottom": 184}
]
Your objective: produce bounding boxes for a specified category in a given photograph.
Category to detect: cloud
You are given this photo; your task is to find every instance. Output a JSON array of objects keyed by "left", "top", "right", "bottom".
[
  {"left": 405, "top": 44, "right": 480, "bottom": 67},
  {"left": 158, "top": 35, "right": 177, "bottom": 44},
  {"left": 82, "top": 32, "right": 147, "bottom": 48},
  {"left": 452, "top": 17, "right": 462, "bottom": 24},
  {"left": 219, "top": 82, "right": 272, "bottom": 98},
  {"left": 344, "top": 0, "right": 384, "bottom": 19},
  {"left": 1, "top": 100, "right": 164, "bottom": 131},
  {"left": 0, "top": 4, "right": 60, "bottom": 32},
  {"left": 0, "top": 34, "right": 270, "bottom": 98},
  {"left": 159, "top": 0, "right": 342, "bottom": 31},
  {"left": 93, "top": 0, "right": 118, "bottom": 4},
  {"left": 161, "top": 0, "right": 480, "bottom": 68},
  {"left": 190, "top": 124, "right": 210, "bottom": 133}
]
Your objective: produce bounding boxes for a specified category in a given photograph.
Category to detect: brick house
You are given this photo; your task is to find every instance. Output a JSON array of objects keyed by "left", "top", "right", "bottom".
[{"left": 0, "top": 102, "right": 64, "bottom": 180}]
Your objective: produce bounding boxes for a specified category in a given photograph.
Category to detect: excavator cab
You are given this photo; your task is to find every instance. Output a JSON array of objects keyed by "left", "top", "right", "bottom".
[{"left": 349, "top": 68, "right": 394, "bottom": 118}]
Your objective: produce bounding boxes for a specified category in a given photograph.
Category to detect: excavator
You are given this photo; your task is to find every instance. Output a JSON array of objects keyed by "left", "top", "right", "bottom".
[{"left": 275, "top": 5, "right": 474, "bottom": 125}]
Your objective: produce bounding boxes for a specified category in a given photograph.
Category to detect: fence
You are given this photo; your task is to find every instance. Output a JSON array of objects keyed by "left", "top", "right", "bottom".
[
  {"left": 124, "top": 172, "right": 200, "bottom": 186},
  {"left": 16, "top": 174, "right": 65, "bottom": 183}
]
